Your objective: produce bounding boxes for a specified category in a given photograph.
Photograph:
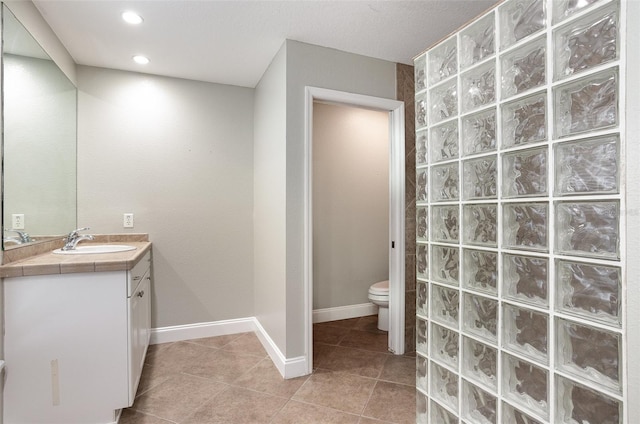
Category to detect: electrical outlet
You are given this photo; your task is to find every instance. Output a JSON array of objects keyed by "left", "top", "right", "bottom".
[
  {"left": 12, "top": 214, "right": 24, "bottom": 230},
  {"left": 123, "top": 213, "right": 134, "bottom": 228}
]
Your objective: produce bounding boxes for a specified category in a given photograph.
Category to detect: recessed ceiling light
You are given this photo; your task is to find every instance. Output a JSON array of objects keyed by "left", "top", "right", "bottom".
[
  {"left": 122, "top": 11, "right": 143, "bottom": 25},
  {"left": 133, "top": 55, "right": 150, "bottom": 65}
]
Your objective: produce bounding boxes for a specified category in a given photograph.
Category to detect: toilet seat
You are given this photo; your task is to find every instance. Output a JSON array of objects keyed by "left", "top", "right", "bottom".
[{"left": 368, "top": 280, "right": 389, "bottom": 297}]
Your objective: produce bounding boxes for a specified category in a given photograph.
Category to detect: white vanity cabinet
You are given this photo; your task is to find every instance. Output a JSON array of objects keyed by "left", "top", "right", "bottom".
[{"left": 3, "top": 249, "right": 152, "bottom": 424}]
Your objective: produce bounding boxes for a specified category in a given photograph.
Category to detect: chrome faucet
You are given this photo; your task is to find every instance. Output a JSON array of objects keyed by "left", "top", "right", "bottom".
[
  {"left": 62, "top": 227, "right": 94, "bottom": 251},
  {"left": 4, "top": 229, "right": 33, "bottom": 244}
]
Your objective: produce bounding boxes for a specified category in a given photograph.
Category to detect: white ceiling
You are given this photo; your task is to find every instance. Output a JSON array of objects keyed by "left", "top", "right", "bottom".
[{"left": 33, "top": 0, "right": 498, "bottom": 88}]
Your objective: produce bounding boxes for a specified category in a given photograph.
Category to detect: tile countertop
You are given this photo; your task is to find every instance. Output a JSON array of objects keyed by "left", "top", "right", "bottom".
[{"left": 0, "top": 235, "right": 151, "bottom": 278}]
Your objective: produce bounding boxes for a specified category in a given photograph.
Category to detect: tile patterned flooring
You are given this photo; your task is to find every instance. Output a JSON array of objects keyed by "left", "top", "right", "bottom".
[{"left": 121, "top": 315, "right": 416, "bottom": 423}]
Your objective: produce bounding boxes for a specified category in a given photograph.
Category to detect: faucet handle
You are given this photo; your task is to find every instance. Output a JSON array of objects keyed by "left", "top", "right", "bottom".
[
  {"left": 67, "top": 227, "right": 90, "bottom": 237},
  {"left": 4, "top": 229, "right": 32, "bottom": 243}
]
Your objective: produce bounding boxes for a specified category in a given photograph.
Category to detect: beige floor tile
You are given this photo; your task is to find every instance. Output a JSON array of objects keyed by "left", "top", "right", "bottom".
[
  {"left": 135, "top": 363, "right": 178, "bottom": 398},
  {"left": 271, "top": 400, "right": 360, "bottom": 424},
  {"left": 339, "top": 330, "right": 390, "bottom": 353},
  {"left": 184, "top": 386, "right": 287, "bottom": 424},
  {"left": 119, "top": 409, "right": 176, "bottom": 424},
  {"left": 314, "top": 325, "right": 351, "bottom": 345},
  {"left": 315, "top": 317, "right": 362, "bottom": 329},
  {"left": 181, "top": 349, "right": 264, "bottom": 383},
  {"left": 378, "top": 355, "right": 416, "bottom": 386},
  {"left": 131, "top": 373, "right": 227, "bottom": 422},
  {"left": 314, "top": 345, "right": 389, "bottom": 378},
  {"left": 221, "top": 332, "right": 268, "bottom": 357},
  {"left": 293, "top": 370, "right": 377, "bottom": 414},
  {"left": 362, "top": 381, "right": 416, "bottom": 424},
  {"left": 357, "top": 417, "right": 395, "bottom": 424},
  {"left": 354, "top": 315, "right": 386, "bottom": 334},
  {"left": 232, "top": 357, "right": 309, "bottom": 397},
  {"left": 185, "top": 333, "right": 243, "bottom": 349},
  {"left": 144, "top": 341, "right": 213, "bottom": 372}
]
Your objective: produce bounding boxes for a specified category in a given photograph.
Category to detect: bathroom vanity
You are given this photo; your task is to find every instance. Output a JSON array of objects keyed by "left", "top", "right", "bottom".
[{"left": 1, "top": 241, "right": 152, "bottom": 424}]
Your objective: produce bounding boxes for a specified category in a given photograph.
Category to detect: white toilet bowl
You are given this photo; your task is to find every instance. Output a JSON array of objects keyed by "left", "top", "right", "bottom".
[{"left": 368, "top": 280, "right": 389, "bottom": 331}]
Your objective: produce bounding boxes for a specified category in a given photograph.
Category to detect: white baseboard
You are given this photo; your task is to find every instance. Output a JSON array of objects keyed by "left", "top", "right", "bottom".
[
  {"left": 149, "top": 317, "right": 256, "bottom": 345},
  {"left": 149, "top": 317, "right": 309, "bottom": 380},
  {"left": 313, "top": 303, "right": 377, "bottom": 323}
]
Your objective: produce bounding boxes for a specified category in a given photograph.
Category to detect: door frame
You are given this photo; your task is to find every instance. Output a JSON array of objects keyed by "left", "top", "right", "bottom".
[{"left": 303, "top": 86, "right": 406, "bottom": 374}]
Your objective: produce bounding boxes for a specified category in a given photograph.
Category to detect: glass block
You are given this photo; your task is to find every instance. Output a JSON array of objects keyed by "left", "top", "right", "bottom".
[
  {"left": 417, "top": 280, "right": 429, "bottom": 317},
  {"left": 463, "top": 249, "right": 498, "bottom": 295},
  {"left": 555, "top": 135, "right": 619, "bottom": 196},
  {"left": 503, "top": 203, "right": 548, "bottom": 251},
  {"left": 431, "top": 163, "right": 459, "bottom": 202},
  {"left": 557, "top": 318, "right": 621, "bottom": 393},
  {"left": 463, "top": 204, "right": 498, "bottom": 247},
  {"left": 463, "top": 294, "right": 498, "bottom": 343},
  {"left": 416, "top": 92, "right": 428, "bottom": 129},
  {"left": 417, "top": 244, "right": 428, "bottom": 280},
  {"left": 463, "top": 156, "right": 498, "bottom": 200},
  {"left": 500, "top": 0, "right": 545, "bottom": 49},
  {"left": 432, "top": 206, "right": 459, "bottom": 243},
  {"left": 431, "top": 400, "right": 458, "bottom": 424},
  {"left": 429, "top": 37, "right": 457, "bottom": 85},
  {"left": 432, "top": 284, "right": 459, "bottom": 327},
  {"left": 462, "top": 380, "right": 497, "bottom": 424},
  {"left": 503, "top": 402, "right": 544, "bottom": 424},
  {"left": 417, "top": 391, "right": 429, "bottom": 424},
  {"left": 430, "top": 80, "right": 458, "bottom": 124},
  {"left": 556, "top": 260, "right": 621, "bottom": 326},
  {"left": 431, "top": 362, "right": 459, "bottom": 412},
  {"left": 461, "top": 62, "right": 496, "bottom": 113},
  {"left": 554, "top": 2, "right": 619, "bottom": 80},
  {"left": 554, "top": 68, "right": 618, "bottom": 138},
  {"left": 502, "top": 147, "right": 547, "bottom": 198},
  {"left": 463, "top": 336, "right": 498, "bottom": 391},
  {"left": 556, "top": 376, "right": 622, "bottom": 424},
  {"left": 502, "top": 92, "right": 546, "bottom": 148},
  {"left": 501, "top": 36, "right": 546, "bottom": 99},
  {"left": 503, "top": 304, "right": 548, "bottom": 364},
  {"left": 462, "top": 108, "right": 497, "bottom": 156},
  {"left": 503, "top": 254, "right": 548, "bottom": 307},
  {"left": 417, "top": 168, "right": 428, "bottom": 202},
  {"left": 417, "top": 317, "right": 429, "bottom": 355},
  {"left": 503, "top": 354, "right": 548, "bottom": 420},
  {"left": 432, "top": 245, "right": 459, "bottom": 286},
  {"left": 417, "top": 355, "right": 429, "bottom": 393},
  {"left": 555, "top": 201, "right": 619, "bottom": 259},
  {"left": 417, "top": 207, "right": 428, "bottom": 242},
  {"left": 430, "top": 121, "right": 459, "bottom": 163},
  {"left": 416, "top": 129, "right": 428, "bottom": 166},
  {"left": 553, "top": 0, "right": 606, "bottom": 24},
  {"left": 461, "top": 12, "right": 496, "bottom": 69},
  {"left": 415, "top": 54, "right": 427, "bottom": 92},
  {"left": 432, "top": 323, "right": 459, "bottom": 369}
]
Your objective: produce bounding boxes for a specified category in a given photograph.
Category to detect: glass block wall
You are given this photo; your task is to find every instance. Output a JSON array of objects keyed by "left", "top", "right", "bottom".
[{"left": 414, "top": 0, "right": 626, "bottom": 422}]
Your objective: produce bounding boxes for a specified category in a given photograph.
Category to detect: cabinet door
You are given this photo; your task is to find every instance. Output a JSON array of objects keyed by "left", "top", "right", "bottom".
[{"left": 128, "top": 269, "right": 151, "bottom": 405}]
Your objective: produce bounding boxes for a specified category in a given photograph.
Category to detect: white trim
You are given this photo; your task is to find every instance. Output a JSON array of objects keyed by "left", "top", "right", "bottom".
[
  {"left": 304, "top": 86, "right": 406, "bottom": 376},
  {"left": 149, "top": 317, "right": 255, "bottom": 345},
  {"left": 253, "top": 318, "right": 308, "bottom": 379},
  {"left": 312, "top": 303, "right": 378, "bottom": 323},
  {"left": 149, "top": 317, "right": 307, "bottom": 380}
]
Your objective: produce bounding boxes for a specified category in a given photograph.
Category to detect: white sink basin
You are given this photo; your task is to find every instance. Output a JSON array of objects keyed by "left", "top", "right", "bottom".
[{"left": 53, "top": 244, "right": 137, "bottom": 255}]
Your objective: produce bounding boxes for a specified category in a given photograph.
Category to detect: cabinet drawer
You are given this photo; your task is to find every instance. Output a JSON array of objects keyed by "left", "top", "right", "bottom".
[{"left": 128, "top": 250, "right": 151, "bottom": 297}]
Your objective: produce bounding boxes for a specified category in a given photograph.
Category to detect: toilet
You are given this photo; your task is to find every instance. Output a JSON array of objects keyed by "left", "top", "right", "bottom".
[{"left": 368, "top": 280, "right": 389, "bottom": 331}]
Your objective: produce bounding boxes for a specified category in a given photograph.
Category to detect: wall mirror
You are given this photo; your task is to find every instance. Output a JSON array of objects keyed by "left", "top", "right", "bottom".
[{"left": 2, "top": 4, "right": 77, "bottom": 250}]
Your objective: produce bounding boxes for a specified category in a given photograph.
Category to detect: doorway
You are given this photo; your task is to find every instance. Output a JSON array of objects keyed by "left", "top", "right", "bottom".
[{"left": 304, "top": 87, "right": 406, "bottom": 374}]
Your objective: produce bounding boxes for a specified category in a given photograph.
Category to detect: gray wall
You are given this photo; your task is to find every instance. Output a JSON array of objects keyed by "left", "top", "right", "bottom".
[
  {"left": 283, "top": 40, "right": 397, "bottom": 356},
  {"left": 313, "top": 102, "right": 389, "bottom": 310},
  {"left": 77, "top": 66, "right": 255, "bottom": 328},
  {"left": 253, "top": 44, "right": 288, "bottom": 352}
]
